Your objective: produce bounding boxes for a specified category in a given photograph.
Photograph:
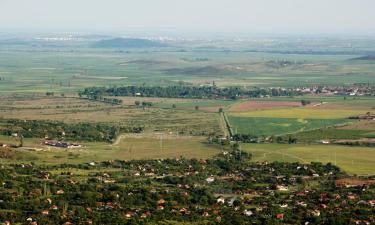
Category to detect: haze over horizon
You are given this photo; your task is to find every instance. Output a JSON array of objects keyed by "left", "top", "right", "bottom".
[{"left": 1, "top": 0, "right": 375, "bottom": 37}]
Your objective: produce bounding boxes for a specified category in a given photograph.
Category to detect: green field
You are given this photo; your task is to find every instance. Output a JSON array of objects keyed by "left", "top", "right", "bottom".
[
  {"left": 284, "top": 127, "right": 374, "bottom": 142},
  {"left": 228, "top": 116, "right": 349, "bottom": 136},
  {"left": 242, "top": 143, "right": 375, "bottom": 175},
  {"left": 0, "top": 136, "right": 220, "bottom": 165}
]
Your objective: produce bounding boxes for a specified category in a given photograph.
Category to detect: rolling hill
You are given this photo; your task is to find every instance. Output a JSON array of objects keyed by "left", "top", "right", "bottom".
[{"left": 92, "top": 37, "right": 169, "bottom": 48}]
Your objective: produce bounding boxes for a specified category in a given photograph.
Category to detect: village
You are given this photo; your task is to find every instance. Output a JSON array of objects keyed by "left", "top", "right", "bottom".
[{"left": 0, "top": 149, "right": 373, "bottom": 225}]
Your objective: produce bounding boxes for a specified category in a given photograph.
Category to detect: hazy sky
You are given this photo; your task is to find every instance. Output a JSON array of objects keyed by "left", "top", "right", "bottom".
[{"left": 1, "top": 0, "right": 375, "bottom": 35}]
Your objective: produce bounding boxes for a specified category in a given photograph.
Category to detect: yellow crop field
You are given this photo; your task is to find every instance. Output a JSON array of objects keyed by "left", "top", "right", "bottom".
[{"left": 230, "top": 108, "right": 371, "bottom": 119}]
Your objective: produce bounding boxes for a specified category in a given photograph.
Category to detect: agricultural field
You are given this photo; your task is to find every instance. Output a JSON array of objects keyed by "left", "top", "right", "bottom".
[
  {"left": 230, "top": 108, "right": 372, "bottom": 119},
  {"left": 227, "top": 98, "right": 375, "bottom": 138},
  {"left": 241, "top": 143, "right": 375, "bottom": 175},
  {"left": 228, "top": 100, "right": 302, "bottom": 112},
  {"left": 228, "top": 117, "right": 349, "bottom": 136},
  {"left": 2, "top": 41, "right": 375, "bottom": 93},
  {"left": 0, "top": 134, "right": 220, "bottom": 164},
  {"left": 284, "top": 126, "right": 375, "bottom": 142},
  {"left": 154, "top": 99, "right": 237, "bottom": 112},
  {"left": 0, "top": 94, "right": 223, "bottom": 136}
]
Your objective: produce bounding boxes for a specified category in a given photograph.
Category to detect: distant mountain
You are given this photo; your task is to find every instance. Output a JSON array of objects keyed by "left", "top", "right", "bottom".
[
  {"left": 92, "top": 38, "right": 169, "bottom": 48},
  {"left": 351, "top": 55, "right": 375, "bottom": 61}
]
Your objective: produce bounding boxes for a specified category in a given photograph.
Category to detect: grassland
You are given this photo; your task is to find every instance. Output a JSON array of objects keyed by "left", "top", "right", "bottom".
[
  {"left": 284, "top": 127, "right": 374, "bottom": 142},
  {"left": 0, "top": 135, "right": 220, "bottom": 165},
  {"left": 0, "top": 95, "right": 223, "bottom": 136},
  {"left": 241, "top": 143, "right": 375, "bottom": 175},
  {"left": 228, "top": 116, "right": 349, "bottom": 136}
]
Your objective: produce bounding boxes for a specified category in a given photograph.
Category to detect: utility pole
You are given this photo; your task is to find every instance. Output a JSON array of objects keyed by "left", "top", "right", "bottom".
[{"left": 160, "top": 133, "right": 163, "bottom": 155}]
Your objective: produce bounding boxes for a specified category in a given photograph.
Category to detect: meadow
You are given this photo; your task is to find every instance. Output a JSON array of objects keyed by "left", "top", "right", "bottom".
[
  {"left": 0, "top": 95, "right": 223, "bottom": 136},
  {"left": 241, "top": 143, "right": 375, "bottom": 175},
  {"left": 228, "top": 116, "right": 349, "bottom": 136},
  {"left": 226, "top": 97, "right": 375, "bottom": 140},
  {"left": 0, "top": 135, "right": 220, "bottom": 165}
]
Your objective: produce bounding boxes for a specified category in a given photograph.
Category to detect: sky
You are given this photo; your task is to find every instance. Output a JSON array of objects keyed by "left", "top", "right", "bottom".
[{"left": 0, "top": 0, "right": 375, "bottom": 35}]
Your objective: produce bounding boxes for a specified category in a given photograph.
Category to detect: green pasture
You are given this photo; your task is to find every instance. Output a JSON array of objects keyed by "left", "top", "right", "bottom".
[
  {"left": 285, "top": 127, "right": 374, "bottom": 142},
  {"left": 0, "top": 136, "right": 220, "bottom": 165},
  {"left": 242, "top": 143, "right": 375, "bottom": 175},
  {"left": 227, "top": 116, "right": 349, "bottom": 136}
]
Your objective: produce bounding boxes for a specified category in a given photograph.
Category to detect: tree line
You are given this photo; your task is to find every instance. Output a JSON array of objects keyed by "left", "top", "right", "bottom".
[
  {"left": 0, "top": 119, "right": 143, "bottom": 143},
  {"left": 81, "top": 86, "right": 303, "bottom": 100}
]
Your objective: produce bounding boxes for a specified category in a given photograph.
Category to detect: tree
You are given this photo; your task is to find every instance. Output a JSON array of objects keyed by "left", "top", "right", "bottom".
[
  {"left": 301, "top": 99, "right": 311, "bottom": 106},
  {"left": 135, "top": 101, "right": 140, "bottom": 106},
  {"left": 218, "top": 108, "right": 223, "bottom": 113},
  {"left": 195, "top": 106, "right": 199, "bottom": 110}
]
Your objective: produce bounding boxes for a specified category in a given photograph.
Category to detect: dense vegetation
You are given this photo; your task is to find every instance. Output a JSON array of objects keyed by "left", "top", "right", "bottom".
[
  {"left": 81, "top": 86, "right": 303, "bottom": 100},
  {"left": 0, "top": 150, "right": 373, "bottom": 225},
  {"left": 92, "top": 38, "right": 169, "bottom": 48},
  {"left": 0, "top": 119, "right": 143, "bottom": 143}
]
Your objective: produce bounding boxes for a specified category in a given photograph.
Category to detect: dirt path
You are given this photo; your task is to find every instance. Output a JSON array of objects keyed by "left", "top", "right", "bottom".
[
  {"left": 220, "top": 112, "right": 232, "bottom": 137},
  {"left": 111, "top": 134, "right": 126, "bottom": 146}
]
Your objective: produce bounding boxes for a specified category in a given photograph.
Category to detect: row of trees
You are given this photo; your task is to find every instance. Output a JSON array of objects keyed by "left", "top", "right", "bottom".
[
  {"left": 81, "top": 86, "right": 303, "bottom": 100},
  {"left": 0, "top": 119, "right": 143, "bottom": 143}
]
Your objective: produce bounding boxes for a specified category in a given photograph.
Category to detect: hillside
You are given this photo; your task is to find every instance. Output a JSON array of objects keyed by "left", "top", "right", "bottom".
[
  {"left": 351, "top": 55, "right": 375, "bottom": 60},
  {"left": 92, "top": 37, "right": 169, "bottom": 48}
]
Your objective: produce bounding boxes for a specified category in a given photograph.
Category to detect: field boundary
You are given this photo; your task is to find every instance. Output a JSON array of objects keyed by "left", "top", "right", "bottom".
[{"left": 222, "top": 112, "right": 233, "bottom": 137}]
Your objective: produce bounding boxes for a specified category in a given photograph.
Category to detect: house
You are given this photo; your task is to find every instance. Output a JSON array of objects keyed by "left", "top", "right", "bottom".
[
  {"left": 243, "top": 210, "right": 253, "bottom": 217},
  {"left": 228, "top": 197, "right": 238, "bottom": 206},
  {"left": 157, "top": 199, "right": 166, "bottom": 205},
  {"left": 276, "top": 213, "right": 284, "bottom": 220},
  {"left": 276, "top": 185, "right": 289, "bottom": 191},
  {"left": 56, "top": 190, "right": 64, "bottom": 195},
  {"left": 124, "top": 212, "right": 134, "bottom": 219},
  {"left": 312, "top": 209, "right": 321, "bottom": 217},
  {"left": 216, "top": 196, "right": 225, "bottom": 204},
  {"left": 206, "top": 177, "right": 215, "bottom": 183},
  {"left": 180, "top": 208, "right": 190, "bottom": 215},
  {"left": 280, "top": 204, "right": 288, "bottom": 208}
]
